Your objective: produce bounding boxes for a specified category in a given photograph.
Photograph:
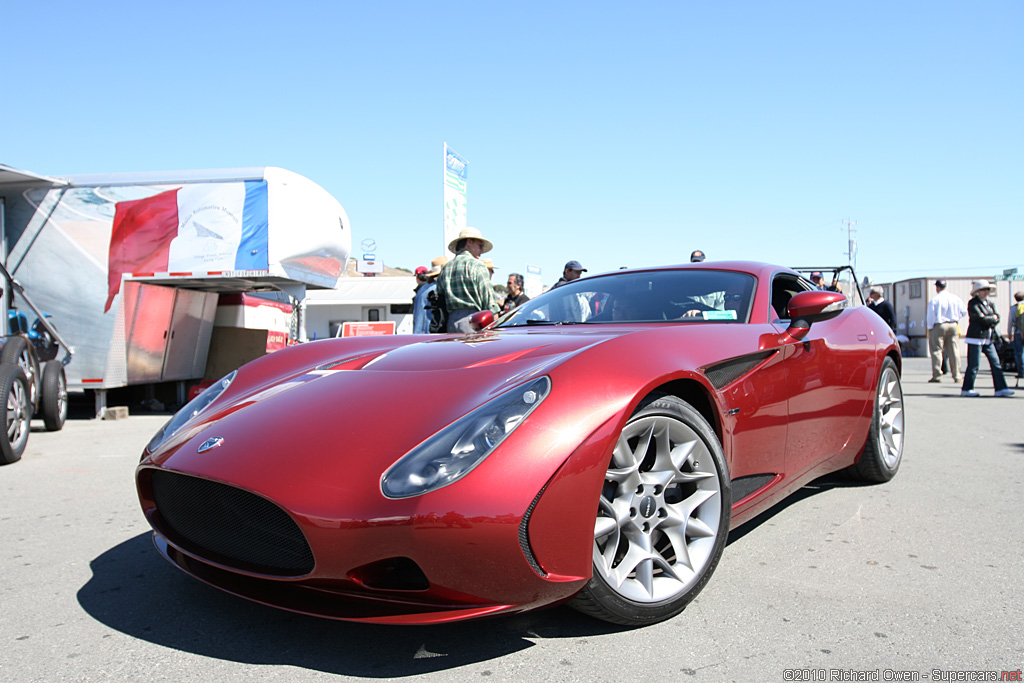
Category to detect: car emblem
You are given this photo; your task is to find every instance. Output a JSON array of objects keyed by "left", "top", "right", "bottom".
[{"left": 198, "top": 437, "right": 224, "bottom": 453}]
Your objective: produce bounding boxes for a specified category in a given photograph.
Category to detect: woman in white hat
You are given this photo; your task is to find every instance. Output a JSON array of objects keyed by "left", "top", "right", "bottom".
[{"left": 961, "top": 280, "right": 1013, "bottom": 397}]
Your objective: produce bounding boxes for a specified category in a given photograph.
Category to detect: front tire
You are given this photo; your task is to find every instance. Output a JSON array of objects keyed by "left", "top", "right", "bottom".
[
  {"left": 570, "top": 396, "right": 731, "bottom": 626},
  {"left": 1, "top": 336, "right": 38, "bottom": 411},
  {"left": 848, "top": 357, "right": 904, "bottom": 482},
  {"left": 0, "top": 364, "right": 32, "bottom": 465}
]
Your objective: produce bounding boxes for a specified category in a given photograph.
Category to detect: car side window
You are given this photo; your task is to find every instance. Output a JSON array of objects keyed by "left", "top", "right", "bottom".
[{"left": 771, "top": 274, "right": 811, "bottom": 320}]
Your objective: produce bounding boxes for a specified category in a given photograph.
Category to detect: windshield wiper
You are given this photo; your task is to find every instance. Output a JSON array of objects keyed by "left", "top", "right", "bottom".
[{"left": 499, "top": 319, "right": 579, "bottom": 327}]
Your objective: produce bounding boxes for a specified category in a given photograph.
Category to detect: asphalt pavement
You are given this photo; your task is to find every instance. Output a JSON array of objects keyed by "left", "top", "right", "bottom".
[{"left": 2, "top": 357, "right": 1022, "bottom": 682}]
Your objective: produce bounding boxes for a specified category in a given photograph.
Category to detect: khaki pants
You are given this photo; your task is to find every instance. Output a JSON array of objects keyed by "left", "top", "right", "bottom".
[{"left": 929, "top": 322, "right": 961, "bottom": 380}]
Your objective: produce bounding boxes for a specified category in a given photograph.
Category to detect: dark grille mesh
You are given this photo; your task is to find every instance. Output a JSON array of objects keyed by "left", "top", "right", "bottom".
[
  {"left": 731, "top": 474, "right": 775, "bottom": 501},
  {"left": 705, "top": 350, "right": 775, "bottom": 389},
  {"left": 519, "top": 486, "right": 547, "bottom": 577},
  {"left": 150, "top": 470, "right": 315, "bottom": 576}
]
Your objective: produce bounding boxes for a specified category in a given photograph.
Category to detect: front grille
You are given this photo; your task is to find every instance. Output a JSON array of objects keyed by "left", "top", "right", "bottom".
[{"left": 150, "top": 469, "right": 315, "bottom": 576}]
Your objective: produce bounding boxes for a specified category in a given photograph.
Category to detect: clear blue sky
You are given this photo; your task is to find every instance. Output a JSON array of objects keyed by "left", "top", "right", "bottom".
[{"left": 3, "top": 1, "right": 1020, "bottom": 286}]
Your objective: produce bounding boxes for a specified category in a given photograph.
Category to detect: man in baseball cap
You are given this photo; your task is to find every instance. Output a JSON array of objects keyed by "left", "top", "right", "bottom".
[
  {"left": 552, "top": 260, "right": 587, "bottom": 289},
  {"left": 809, "top": 271, "right": 840, "bottom": 292},
  {"left": 412, "top": 258, "right": 448, "bottom": 334},
  {"left": 690, "top": 250, "right": 706, "bottom": 263}
]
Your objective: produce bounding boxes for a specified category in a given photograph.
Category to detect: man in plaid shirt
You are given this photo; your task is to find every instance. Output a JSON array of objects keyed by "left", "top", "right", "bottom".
[{"left": 436, "top": 227, "right": 500, "bottom": 333}]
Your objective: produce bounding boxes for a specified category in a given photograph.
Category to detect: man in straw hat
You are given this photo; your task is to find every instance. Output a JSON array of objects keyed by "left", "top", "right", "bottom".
[
  {"left": 412, "top": 256, "right": 448, "bottom": 334},
  {"left": 961, "top": 279, "right": 1013, "bottom": 397},
  {"left": 435, "top": 227, "right": 499, "bottom": 333}
]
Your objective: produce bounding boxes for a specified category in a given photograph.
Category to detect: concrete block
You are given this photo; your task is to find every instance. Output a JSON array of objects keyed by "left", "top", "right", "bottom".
[{"left": 100, "top": 406, "right": 129, "bottom": 421}]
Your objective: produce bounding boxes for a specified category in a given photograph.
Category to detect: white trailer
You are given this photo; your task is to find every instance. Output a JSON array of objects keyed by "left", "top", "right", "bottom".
[
  {"left": 888, "top": 275, "right": 1019, "bottom": 358},
  {"left": 0, "top": 165, "right": 351, "bottom": 411},
  {"left": 302, "top": 276, "right": 417, "bottom": 339}
]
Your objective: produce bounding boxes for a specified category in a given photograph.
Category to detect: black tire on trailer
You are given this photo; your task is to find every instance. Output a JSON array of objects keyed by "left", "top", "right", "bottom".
[
  {"left": 0, "top": 336, "right": 39, "bottom": 411},
  {"left": 0, "top": 364, "right": 32, "bottom": 465},
  {"left": 0, "top": 336, "right": 28, "bottom": 365},
  {"left": 40, "top": 361, "right": 68, "bottom": 432}
]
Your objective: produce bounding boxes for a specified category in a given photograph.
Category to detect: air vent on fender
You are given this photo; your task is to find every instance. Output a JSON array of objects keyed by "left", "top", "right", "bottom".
[{"left": 704, "top": 350, "right": 776, "bottom": 390}]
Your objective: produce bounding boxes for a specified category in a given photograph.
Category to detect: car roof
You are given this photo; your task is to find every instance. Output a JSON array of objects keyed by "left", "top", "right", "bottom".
[{"left": 588, "top": 261, "right": 798, "bottom": 281}]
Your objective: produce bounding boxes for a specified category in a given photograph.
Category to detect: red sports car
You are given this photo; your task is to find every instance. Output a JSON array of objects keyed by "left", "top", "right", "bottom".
[{"left": 136, "top": 261, "right": 904, "bottom": 626}]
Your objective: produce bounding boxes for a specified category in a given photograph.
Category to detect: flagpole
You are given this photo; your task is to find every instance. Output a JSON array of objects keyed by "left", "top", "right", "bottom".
[{"left": 443, "top": 142, "right": 448, "bottom": 257}]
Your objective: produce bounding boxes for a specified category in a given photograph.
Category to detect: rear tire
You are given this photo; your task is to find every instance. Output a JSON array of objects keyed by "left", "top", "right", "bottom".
[
  {"left": 0, "top": 364, "right": 32, "bottom": 465},
  {"left": 40, "top": 361, "right": 67, "bottom": 432},
  {"left": 848, "top": 357, "right": 904, "bottom": 482},
  {"left": 570, "top": 396, "right": 731, "bottom": 626}
]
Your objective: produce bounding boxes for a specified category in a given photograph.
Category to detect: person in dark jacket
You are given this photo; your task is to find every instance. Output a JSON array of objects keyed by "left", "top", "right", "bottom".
[
  {"left": 810, "top": 270, "right": 840, "bottom": 292},
  {"left": 961, "top": 280, "right": 1013, "bottom": 397},
  {"left": 502, "top": 272, "right": 530, "bottom": 313},
  {"left": 412, "top": 256, "right": 447, "bottom": 334},
  {"left": 551, "top": 260, "right": 587, "bottom": 289},
  {"left": 866, "top": 286, "right": 897, "bottom": 332},
  {"left": 1011, "top": 290, "right": 1024, "bottom": 382}
]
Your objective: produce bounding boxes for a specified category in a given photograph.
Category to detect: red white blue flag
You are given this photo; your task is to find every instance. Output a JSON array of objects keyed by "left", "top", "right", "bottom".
[{"left": 105, "top": 181, "right": 269, "bottom": 311}]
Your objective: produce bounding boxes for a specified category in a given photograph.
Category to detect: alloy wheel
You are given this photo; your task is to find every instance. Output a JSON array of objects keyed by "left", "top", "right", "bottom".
[
  {"left": 877, "top": 364, "right": 904, "bottom": 469},
  {"left": 7, "top": 375, "right": 29, "bottom": 447},
  {"left": 593, "top": 413, "right": 723, "bottom": 603}
]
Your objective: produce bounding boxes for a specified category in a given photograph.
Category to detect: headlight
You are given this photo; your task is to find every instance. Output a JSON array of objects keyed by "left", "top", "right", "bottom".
[
  {"left": 145, "top": 371, "right": 236, "bottom": 454},
  {"left": 381, "top": 376, "right": 551, "bottom": 499}
]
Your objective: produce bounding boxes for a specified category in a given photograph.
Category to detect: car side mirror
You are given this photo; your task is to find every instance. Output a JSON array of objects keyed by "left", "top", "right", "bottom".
[
  {"left": 783, "top": 290, "right": 846, "bottom": 341},
  {"left": 469, "top": 310, "right": 495, "bottom": 330}
]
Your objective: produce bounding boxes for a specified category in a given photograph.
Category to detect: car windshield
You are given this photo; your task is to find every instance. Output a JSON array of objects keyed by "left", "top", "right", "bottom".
[{"left": 497, "top": 270, "right": 757, "bottom": 327}]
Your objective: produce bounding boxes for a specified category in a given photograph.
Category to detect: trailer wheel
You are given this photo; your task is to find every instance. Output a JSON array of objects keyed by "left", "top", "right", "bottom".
[
  {"left": 0, "top": 364, "right": 32, "bottom": 465},
  {"left": 1, "top": 336, "right": 39, "bottom": 411},
  {"left": 40, "top": 361, "right": 67, "bottom": 432}
]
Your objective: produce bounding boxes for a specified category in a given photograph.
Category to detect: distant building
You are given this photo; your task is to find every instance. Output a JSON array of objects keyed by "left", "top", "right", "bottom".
[
  {"left": 872, "top": 276, "right": 1022, "bottom": 357},
  {"left": 302, "top": 263, "right": 416, "bottom": 339}
]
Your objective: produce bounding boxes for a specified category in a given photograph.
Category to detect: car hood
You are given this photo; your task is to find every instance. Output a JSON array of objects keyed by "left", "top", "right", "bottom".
[
  {"left": 333, "top": 327, "right": 622, "bottom": 372},
  {"left": 141, "top": 327, "right": 638, "bottom": 517}
]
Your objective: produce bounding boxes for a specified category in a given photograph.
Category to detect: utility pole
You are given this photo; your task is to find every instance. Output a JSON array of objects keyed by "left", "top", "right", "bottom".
[{"left": 842, "top": 218, "right": 858, "bottom": 270}]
